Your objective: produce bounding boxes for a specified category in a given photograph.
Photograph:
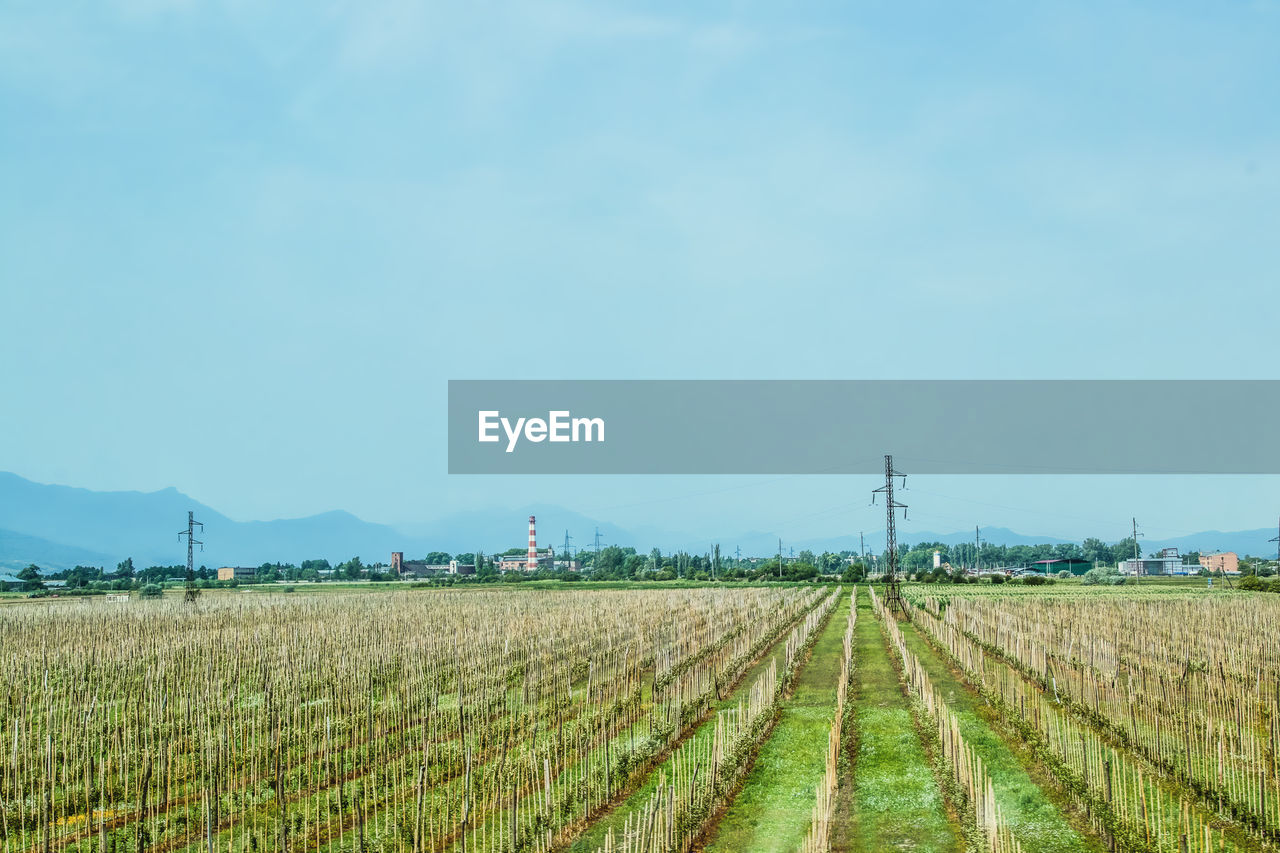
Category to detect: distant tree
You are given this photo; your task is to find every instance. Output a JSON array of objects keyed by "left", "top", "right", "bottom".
[
  {"left": 66, "top": 565, "right": 103, "bottom": 588},
  {"left": 1081, "top": 537, "right": 1111, "bottom": 564},
  {"left": 138, "top": 565, "right": 170, "bottom": 584},
  {"left": 1053, "top": 543, "right": 1083, "bottom": 561},
  {"left": 785, "top": 562, "right": 819, "bottom": 581},
  {"left": 17, "top": 565, "right": 45, "bottom": 592},
  {"left": 757, "top": 558, "right": 783, "bottom": 579},
  {"left": 425, "top": 552, "right": 452, "bottom": 565},
  {"left": 842, "top": 561, "right": 867, "bottom": 583},
  {"left": 115, "top": 558, "right": 135, "bottom": 580},
  {"left": 1110, "top": 538, "right": 1139, "bottom": 566},
  {"left": 592, "top": 546, "right": 628, "bottom": 578},
  {"left": 339, "top": 557, "right": 365, "bottom": 580},
  {"left": 139, "top": 584, "right": 163, "bottom": 599}
]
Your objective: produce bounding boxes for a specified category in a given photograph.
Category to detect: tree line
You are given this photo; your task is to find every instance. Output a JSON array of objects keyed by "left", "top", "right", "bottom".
[{"left": 6, "top": 534, "right": 1272, "bottom": 596}]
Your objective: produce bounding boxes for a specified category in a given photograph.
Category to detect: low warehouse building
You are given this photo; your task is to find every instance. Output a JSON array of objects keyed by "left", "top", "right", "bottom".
[{"left": 216, "top": 566, "right": 256, "bottom": 581}]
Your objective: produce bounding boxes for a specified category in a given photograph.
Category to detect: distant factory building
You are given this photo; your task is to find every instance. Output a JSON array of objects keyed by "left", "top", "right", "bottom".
[
  {"left": 1029, "top": 558, "right": 1094, "bottom": 575},
  {"left": 391, "top": 552, "right": 475, "bottom": 577},
  {"left": 1199, "top": 551, "right": 1239, "bottom": 574},
  {"left": 217, "top": 566, "right": 256, "bottom": 581},
  {"left": 498, "top": 548, "right": 555, "bottom": 571},
  {"left": 1119, "top": 548, "right": 1189, "bottom": 576}
]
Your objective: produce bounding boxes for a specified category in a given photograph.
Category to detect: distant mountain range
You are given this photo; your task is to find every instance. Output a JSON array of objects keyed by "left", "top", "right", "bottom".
[
  {"left": 0, "top": 471, "right": 1275, "bottom": 571},
  {"left": 0, "top": 472, "right": 642, "bottom": 570}
]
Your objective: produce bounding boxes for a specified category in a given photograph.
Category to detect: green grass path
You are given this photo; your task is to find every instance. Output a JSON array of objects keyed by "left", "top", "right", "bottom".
[
  {"left": 898, "top": 620, "right": 1106, "bottom": 853},
  {"left": 699, "top": 593, "right": 851, "bottom": 853},
  {"left": 837, "top": 588, "right": 961, "bottom": 853}
]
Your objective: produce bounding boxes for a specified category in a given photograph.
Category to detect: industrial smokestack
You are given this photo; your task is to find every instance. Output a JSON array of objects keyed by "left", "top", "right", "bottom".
[{"left": 527, "top": 515, "right": 537, "bottom": 570}]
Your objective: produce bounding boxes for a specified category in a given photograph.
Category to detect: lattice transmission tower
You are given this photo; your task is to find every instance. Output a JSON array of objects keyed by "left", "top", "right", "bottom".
[
  {"left": 178, "top": 511, "right": 204, "bottom": 603},
  {"left": 872, "top": 454, "right": 909, "bottom": 617}
]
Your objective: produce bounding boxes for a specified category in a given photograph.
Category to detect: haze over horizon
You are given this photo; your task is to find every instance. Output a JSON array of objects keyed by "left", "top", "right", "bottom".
[
  {"left": 2, "top": 2, "right": 1277, "bottom": 542},
  {"left": 5, "top": 466, "right": 1274, "bottom": 558}
]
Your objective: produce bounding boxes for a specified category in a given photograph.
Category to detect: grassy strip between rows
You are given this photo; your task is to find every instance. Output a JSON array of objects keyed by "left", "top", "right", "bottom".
[
  {"left": 844, "top": 588, "right": 961, "bottom": 853},
  {"left": 698, "top": 592, "right": 852, "bottom": 853}
]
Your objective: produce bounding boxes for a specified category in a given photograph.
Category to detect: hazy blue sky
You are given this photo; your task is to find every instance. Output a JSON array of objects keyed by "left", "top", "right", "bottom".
[{"left": 2, "top": 1, "right": 1277, "bottom": 548}]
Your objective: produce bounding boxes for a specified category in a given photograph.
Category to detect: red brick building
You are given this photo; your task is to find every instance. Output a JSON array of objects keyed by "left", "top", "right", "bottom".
[{"left": 1198, "top": 552, "right": 1239, "bottom": 574}]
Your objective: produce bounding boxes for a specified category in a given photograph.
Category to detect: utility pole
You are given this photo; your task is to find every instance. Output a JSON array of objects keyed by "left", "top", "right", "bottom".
[
  {"left": 778, "top": 538, "right": 783, "bottom": 580},
  {"left": 859, "top": 532, "right": 865, "bottom": 564},
  {"left": 1130, "top": 517, "right": 1145, "bottom": 582},
  {"left": 1269, "top": 516, "right": 1279, "bottom": 567},
  {"left": 975, "top": 525, "right": 982, "bottom": 572},
  {"left": 872, "top": 454, "right": 908, "bottom": 616},
  {"left": 735, "top": 545, "right": 741, "bottom": 567},
  {"left": 563, "top": 530, "right": 573, "bottom": 565},
  {"left": 178, "top": 511, "right": 204, "bottom": 603},
  {"left": 593, "top": 527, "right": 602, "bottom": 571}
]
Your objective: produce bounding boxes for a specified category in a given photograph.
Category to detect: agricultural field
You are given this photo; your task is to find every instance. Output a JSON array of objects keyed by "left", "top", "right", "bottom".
[{"left": 2, "top": 581, "right": 1279, "bottom": 853}]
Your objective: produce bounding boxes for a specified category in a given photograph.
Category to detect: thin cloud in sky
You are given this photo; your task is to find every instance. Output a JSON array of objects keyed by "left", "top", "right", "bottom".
[{"left": 0, "top": 1, "right": 1277, "bottom": 537}]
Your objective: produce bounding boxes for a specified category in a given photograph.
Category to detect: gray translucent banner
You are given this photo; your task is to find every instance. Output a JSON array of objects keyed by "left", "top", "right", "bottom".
[{"left": 448, "top": 380, "right": 1280, "bottom": 474}]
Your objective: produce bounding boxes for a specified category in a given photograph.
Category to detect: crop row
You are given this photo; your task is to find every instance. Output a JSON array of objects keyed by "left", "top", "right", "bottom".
[
  {"left": 920, "top": 592, "right": 1280, "bottom": 842},
  {"left": 871, "top": 589, "right": 1024, "bottom": 853},
  {"left": 588, "top": 587, "right": 841, "bottom": 853},
  {"left": 795, "top": 592, "right": 854, "bottom": 853},
  {"left": 906, "top": 592, "right": 1250, "bottom": 853},
  {"left": 0, "top": 586, "right": 818, "bottom": 853}
]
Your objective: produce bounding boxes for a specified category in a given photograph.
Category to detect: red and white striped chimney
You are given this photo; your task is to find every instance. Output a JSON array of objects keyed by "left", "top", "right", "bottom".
[{"left": 527, "top": 515, "right": 537, "bottom": 570}]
